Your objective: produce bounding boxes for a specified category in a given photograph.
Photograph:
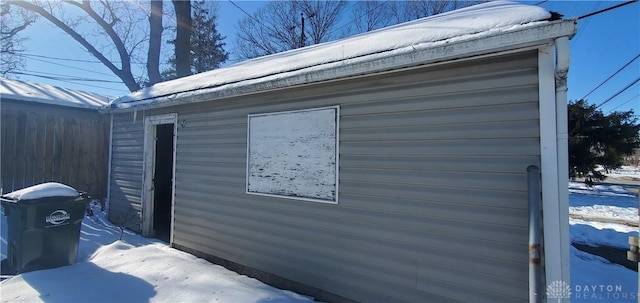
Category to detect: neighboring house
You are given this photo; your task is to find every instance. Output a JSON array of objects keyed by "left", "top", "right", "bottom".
[
  {"left": 0, "top": 78, "right": 111, "bottom": 199},
  {"left": 105, "top": 1, "right": 576, "bottom": 302}
]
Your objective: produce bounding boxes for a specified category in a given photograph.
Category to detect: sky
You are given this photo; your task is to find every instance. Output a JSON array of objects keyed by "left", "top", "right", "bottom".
[{"left": 7, "top": 1, "right": 640, "bottom": 116}]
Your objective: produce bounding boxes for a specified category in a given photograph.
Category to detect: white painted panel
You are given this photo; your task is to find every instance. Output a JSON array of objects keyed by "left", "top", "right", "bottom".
[{"left": 246, "top": 106, "right": 339, "bottom": 203}]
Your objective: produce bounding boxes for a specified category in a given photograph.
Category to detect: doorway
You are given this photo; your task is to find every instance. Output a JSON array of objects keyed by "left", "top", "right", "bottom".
[
  {"left": 143, "top": 114, "right": 177, "bottom": 243},
  {"left": 152, "top": 123, "right": 174, "bottom": 242}
]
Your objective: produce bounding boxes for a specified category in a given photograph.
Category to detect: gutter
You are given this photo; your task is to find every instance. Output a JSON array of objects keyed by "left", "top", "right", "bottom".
[{"left": 103, "top": 19, "right": 576, "bottom": 114}]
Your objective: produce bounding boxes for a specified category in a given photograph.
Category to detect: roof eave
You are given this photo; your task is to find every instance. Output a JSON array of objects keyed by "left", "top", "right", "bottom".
[{"left": 104, "top": 19, "right": 577, "bottom": 114}]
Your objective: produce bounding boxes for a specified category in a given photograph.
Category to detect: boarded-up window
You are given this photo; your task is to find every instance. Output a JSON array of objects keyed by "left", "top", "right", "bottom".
[{"left": 246, "top": 106, "right": 339, "bottom": 203}]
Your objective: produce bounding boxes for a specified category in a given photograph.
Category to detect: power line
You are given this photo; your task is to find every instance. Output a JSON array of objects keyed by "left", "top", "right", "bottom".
[
  {"left": 580, "top": 54, "right": 640, "bottom": 101},
  {"left": 570, "top": 0, "right": 601, "bottom": 47},
  {"left": 596, "top": 77, "right": 640, "bottom": 109},
  {"left": 12, "top": 70, "right": 124, "bottom": 84},
  {"left": 568, "top": 0, "right": 637, "bottom": 47},
  {"left": 27, "top": 56, "right": 121, "bottom": 78},
  {"left": 227, "top": 0, "right": 268, "bottom": 29},
  {"left": 22, "top": 53, "right": 106, "bottom": 64},
  {"left": 607, "top": 93, "right": 639, "bottom": 113},
  {"left": 577, "top": 0, "right": 638, "bottom": 20}
]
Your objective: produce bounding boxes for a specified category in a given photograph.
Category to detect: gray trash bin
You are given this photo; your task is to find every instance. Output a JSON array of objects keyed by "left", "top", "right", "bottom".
[{"left": 1, "top": 182, "right": 88, "bottom": 274}]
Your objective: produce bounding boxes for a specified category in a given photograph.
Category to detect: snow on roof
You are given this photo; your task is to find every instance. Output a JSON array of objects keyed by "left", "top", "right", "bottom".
[
  {"left": 1, "top": 78, "right": 113, "bottom": 110},
  {"left": 110, "top": 1, "right": 557, "bottom": 110}
]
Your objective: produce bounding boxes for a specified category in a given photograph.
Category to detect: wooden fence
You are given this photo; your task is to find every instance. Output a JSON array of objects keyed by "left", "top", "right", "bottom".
[{"left": 1, "top": 101, "right": 109, "bottom": 199}]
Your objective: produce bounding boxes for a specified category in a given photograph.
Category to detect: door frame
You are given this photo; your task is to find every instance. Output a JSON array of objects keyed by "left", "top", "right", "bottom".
[{"left": 142, "top": 113, "right": 177, "bottom": 243}]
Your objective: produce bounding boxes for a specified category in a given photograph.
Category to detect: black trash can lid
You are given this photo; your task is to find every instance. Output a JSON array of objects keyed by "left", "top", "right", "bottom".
[{"left": 1, "top": 182, "right": 80, "bottom": 203}]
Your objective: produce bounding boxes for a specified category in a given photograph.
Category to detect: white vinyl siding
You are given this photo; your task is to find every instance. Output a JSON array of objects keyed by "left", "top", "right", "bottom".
[
  {"left": 108, "top": 113, "right": 144, "bottom": 231},
  {"left": 165, "top": 51, "right": 539, "bottom": 302}
]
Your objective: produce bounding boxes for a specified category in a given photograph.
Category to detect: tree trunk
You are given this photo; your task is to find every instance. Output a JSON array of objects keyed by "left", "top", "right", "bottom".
[
  {"left": 173, "top": 0, "right": 192, "bottom": 78},
  {"left": 147, "top": 0, "right": 163, "bottom": 86}
]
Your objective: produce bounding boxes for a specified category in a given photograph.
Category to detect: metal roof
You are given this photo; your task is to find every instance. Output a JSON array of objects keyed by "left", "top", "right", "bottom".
[{"left": 1, "top": 78, "right": 113, "bottom": 110}]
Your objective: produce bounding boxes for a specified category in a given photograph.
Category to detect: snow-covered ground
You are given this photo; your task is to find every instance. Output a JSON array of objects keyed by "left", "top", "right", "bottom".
[
  {"left": 569, "top": 166, "right": 639, "bottom": 302},
  {"left": 0, "top": 201, "right": 314, "bottom": 303},
  {"left": 599, "top": 165, "right": 640, "bottom": 181},
  {"left": 1, "top": 167, "right": 638, "bottom": 302}
]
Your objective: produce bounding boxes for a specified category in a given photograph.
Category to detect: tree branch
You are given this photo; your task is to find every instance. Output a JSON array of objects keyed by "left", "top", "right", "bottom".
[
  {"left": 0, "top": 21, "right": 32, "bottom": 40},
  {"left": 67, "top": 1, "right": 134, "bottom": 77},
  {"left": 9, "top": 0, "right": 140, "bottom": 91}
]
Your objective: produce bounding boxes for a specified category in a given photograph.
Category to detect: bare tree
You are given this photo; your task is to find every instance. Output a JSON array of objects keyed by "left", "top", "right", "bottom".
[
  {"left": 350, "top": 0, "right": 392, "bottom": 33},
  {"left": 235, "top": 1, "right": 299, "bottom": 59},
  {"left": 300, "top": 0, "right": 346, "bottom": 44},
  {"left": 234, "top": 0, "right": 347, "bottom": 60},
  {"left": 4, "top": 0, "right": 193, "bottom": 91},
  {"left": 6, "top": 0, "right": 149, "bottom": 91},
  {"left": 0, "top": 2, "right": 36, "bottom": 77},
  {"left": 390, "top": 0, "right": 483, "bottom": 23}
]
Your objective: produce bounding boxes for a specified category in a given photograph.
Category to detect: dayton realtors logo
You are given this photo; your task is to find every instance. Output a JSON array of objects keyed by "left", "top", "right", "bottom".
[
  {"left": 574, "top": 284, "right": 636, "bottom": 301},
  {"left": 46, "top": 210, "right": 71, "bottom": 225},
  {"left": 547, "top": 280, "right": 571, "bottom": 302},
  {"left": 547, "top": 280, "right": 637, "bottom": 302}
]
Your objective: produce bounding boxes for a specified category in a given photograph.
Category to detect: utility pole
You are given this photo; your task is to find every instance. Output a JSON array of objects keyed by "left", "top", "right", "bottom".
[{"left": 299, "top": 12, "right": 305, "bottom": 48}]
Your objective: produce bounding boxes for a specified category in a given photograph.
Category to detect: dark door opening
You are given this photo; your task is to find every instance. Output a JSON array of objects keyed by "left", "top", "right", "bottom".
[{"left": 153, "top": 123, "right": 174, "bottom": 243}]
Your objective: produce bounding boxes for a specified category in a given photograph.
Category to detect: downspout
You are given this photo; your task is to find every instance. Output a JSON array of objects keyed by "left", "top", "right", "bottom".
[
  {"left": 106, "top": 113, "right": 114, "bottom": 215},
  {"left": 528, "top": 165, "right": 542, "bottom": 303},
  {"left": 554, "top": 35, "right": 571, "bottom": 289},
  {"left": 538, "top": 33, "right": 572, "bottom": 302}
]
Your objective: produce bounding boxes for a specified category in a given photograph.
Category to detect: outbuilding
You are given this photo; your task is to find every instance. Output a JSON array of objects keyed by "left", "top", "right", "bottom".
[
  {"left": 1, "top": 78, "right": 111, "bottom": 199},
  {"left": 105, "top": 1, "right": 576, "bottom": 302}
]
